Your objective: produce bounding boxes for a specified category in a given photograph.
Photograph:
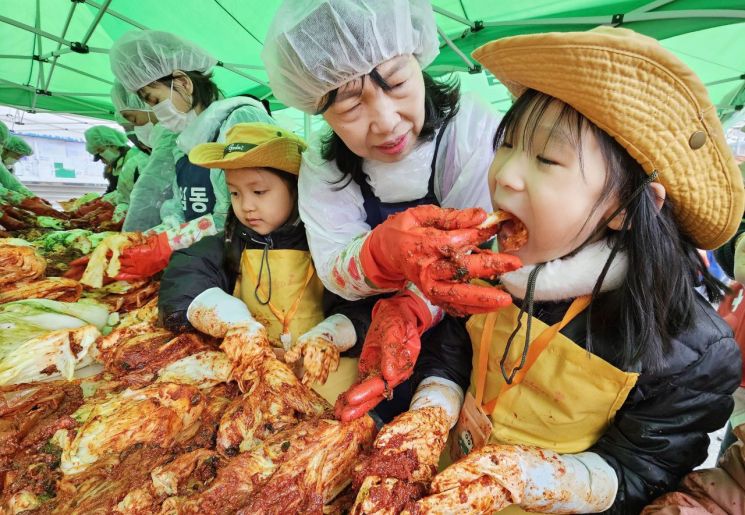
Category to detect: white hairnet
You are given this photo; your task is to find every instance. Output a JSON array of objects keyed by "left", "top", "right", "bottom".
[
  {"left": 0, "top": 121, "right": 8, "bottom": 146},
  {"left": 111, "top": 81, "right": 152, "bottom": 113},
  {"left": 262, "top": 0, "right": 439, "bottom": 113},
  {"left": 110, "top": 30, "right": 218, "bottom": 92},
  {"left": 5, "top": 135, "right": 33, "bottom": 157},
  {"left": 84, "top": 126, "right": 128, "bottom": 154}
]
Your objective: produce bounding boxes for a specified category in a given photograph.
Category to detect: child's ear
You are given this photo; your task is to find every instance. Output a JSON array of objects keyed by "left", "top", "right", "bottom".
[
  {"left": 606, "top": 182, "right": 667, "bottom": 231},
  {"left": 649, "top": 182, "right": 666, "bottom": 212}
]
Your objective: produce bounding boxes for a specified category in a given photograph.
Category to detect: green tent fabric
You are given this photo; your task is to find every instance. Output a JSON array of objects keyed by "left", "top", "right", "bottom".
[{"left": 0, "top": 0, "right": 743, "bottom": 126}]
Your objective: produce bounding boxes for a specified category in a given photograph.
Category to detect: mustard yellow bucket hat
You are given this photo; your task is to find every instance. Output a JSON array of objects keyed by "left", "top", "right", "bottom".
[
  {"left": 189, "top": 122, "right": 307, "bottom": 175},
  {"left": 472, "top": 27, "right": 744, "bottom": 250}
]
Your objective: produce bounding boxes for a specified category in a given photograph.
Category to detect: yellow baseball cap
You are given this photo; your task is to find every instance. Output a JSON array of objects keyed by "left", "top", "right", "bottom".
[{"left": 189, "top": 122, "right": 307, "bottom": 175}]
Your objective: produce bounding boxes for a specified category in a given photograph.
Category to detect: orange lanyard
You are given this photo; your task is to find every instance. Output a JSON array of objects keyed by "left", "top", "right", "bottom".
[
  {"left": 242, "top": 254, "right": 316, "bottom": 342},
  {"left": 475, "top": 295, "right": 591, "bottom": 415}
]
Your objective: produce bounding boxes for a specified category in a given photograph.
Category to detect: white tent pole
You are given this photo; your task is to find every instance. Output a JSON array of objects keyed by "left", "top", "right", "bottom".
[
  {"left": 628, "top": 0, "right": 676, "bottom": 15},
  {"left": 0, "top": 15, "right": 108, "bottom": 53},
  {"left": 81, "top": 0, "right": 112, "bottom": 45},
  {"left": 706, "top": 75, "right": 745, "bottom": 87},
  {"left": 436, "top": 26, "right": 479, "bottom": 73},
  {"left": 31, "top": 0, "right": 44, "bottom": 112},
  {"left": 219, "top": 62, "right": 265, "bottom": 71},
  {"left": 0, "top": 78, "right": 36, "bottom": 92},
  {"left": 43, "top": 1, "right": 78, "bottom": 91},
  {"left": 482, "top": 10, "right": 745, "bottom": 28},
  {"left": 48, "top": 92, "right": 112, "bottom": 97},
  {"left": 51, "top": 62, "right": 114, "bottom": 85},
  {"left": 40, "top": 48, "right": 73, "bottom": 60},
  {"left": 219, "top": 63, "right": 269, "bottom": 87},
  {"left": 0, "top": 14, "right": 73, "bottom": 47},
  {"left": 84, "top": 0, "right": 148, "bottom": 30},
  {"left": 431, "top": 6, "right": 475, "bottom": 29}
]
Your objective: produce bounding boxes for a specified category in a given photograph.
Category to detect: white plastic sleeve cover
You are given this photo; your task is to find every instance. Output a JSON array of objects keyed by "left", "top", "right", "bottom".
[
  {"left": 410, "top": 376, "right": 465, "bottom": 429},
  {"left": 521, "top": 451, "right": 618, "bottom": 513},
  {"left": 297, "top": 313, "right": 357, "bottom": 352},
  {"left": 186, "top": 287, "right": 262, "bottom": 338}
]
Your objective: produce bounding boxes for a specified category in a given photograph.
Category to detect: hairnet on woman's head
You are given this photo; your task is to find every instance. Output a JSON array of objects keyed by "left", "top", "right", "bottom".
[
  {"left": 5, "top": 136, "right": 33, "bottom": 157},
  {"left": 262, "top": 0, "right": 439, "bottom": 113},
  {"left": 110, "top": 30, "right": 217, "bottom": 92},
  {"left": 0, "top": 121, "right": 8, "bottom": 147},
  {"left": 84, "top": 126, "right": 129, "bottom": 154},
  {"left": 111, "top": 81, "right": 152, "bottom": 113}
]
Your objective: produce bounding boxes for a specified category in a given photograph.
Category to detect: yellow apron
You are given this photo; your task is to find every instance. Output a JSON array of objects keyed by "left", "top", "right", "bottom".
[
  {"left": 237, "top": 249, "right": 357, "bottom": 404},
  {"left": 465, "top": 296, "right": 639, "bottom": 514}
]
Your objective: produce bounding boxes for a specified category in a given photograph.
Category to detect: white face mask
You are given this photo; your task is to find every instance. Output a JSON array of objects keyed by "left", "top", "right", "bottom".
[
  {"left": 134, "top": 122, "right": 154, "bottom": 147},
  {"left": 152, "top": 81, "right": 196, "bottom": 133},
  {"left": 100, "top": 148, "right": 120, "bottom": 164}
]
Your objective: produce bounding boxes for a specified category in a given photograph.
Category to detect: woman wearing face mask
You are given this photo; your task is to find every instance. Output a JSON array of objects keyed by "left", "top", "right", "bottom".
[
  {"left": 262, "top": 0, "right": 515, "bottom": 422},
  {"left": 83, "top": 125, "right": 135, "bottom": 198},
  {"left": 104, "top": 30, "right": 274, "bottom": 281},
  {"left": 2, "top": 135, "right": 33, "bottom": 173},
  {"left": 111, "top": 81, "right": 179, "bottom": 232}
]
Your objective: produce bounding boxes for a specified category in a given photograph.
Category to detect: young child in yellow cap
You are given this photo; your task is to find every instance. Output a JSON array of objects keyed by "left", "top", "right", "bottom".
[
  {"left": 343, "top": 27, "right": 745, "bottom": 514},
  {"left": 157, "top": 122, "right": 358, "bottom": 404}
]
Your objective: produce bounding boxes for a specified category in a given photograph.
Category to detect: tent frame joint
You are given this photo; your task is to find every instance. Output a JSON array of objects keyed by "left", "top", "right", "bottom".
[
  {"left": 70, "top": 42, "right": 90, "bottom": 54},
  {"left": 612, "top": 13, "right": 624, "bottom": 26},
  {"left": 35, "top": 89, "right": 51, "bottom": 96},
  {"left": 472, "top": 20, "right": 484, "bottom": 32},
  {"left": 468, "top": 64, "right": 483, "bottom": 74},
  {"left": 31, "top": 54, "right": 47, "bottom": 63},
  {"left": 70, "top": 0, "right": 86, "bottom": 3}
]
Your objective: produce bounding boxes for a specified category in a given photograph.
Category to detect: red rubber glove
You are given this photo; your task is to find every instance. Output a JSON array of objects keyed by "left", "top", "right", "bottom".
[
  {"left": 0, "top": 209, "right": 26, "bottom": 230},
  {"left": 18, "top": 196, "right": 65, "bottom": 218},
  {"left": 360, "top": 205, "right": 521, "bottom": 313},
  {"left": 116, "top": 232, "right": 173, "bottom": 281},
  {"left": 335, "top": 289, "right": 432, "bottom": 422}
]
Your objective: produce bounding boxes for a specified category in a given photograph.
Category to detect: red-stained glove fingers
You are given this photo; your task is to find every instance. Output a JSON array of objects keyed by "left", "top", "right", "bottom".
[
  {"left": 421, "top": 250, "right": 522, "bottom": 283},
  {"left": 334, "top": 376, "right": 388, "bottom": 422},
  {"left": 361, "top": 205, "right": 500, "bottom": 291},
  {"left": 424, "top": 281, "right": 514, "bottom": 317}
]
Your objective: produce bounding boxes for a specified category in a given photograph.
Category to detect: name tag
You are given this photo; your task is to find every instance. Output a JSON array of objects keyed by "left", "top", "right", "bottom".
[{"left": 450, "top": 392, "right": 494, "bottom": 462}]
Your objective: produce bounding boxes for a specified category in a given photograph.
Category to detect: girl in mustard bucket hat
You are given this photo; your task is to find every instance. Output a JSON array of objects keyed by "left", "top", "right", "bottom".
[
  {"left": 346, "top": 27, "right": 745, "bottom": 514},
  {"left": 157, "top": 122, "right": 362, "bottom": 407}
]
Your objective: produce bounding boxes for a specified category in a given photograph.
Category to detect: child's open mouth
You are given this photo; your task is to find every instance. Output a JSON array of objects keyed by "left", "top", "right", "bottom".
[{"left": 478, "top": 210, "right": 528, "bottom": 252}]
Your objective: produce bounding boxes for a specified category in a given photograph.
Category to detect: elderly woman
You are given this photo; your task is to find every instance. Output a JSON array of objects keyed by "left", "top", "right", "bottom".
[{"left": 262, "top": 0, "right": 515, "bottom": 423}]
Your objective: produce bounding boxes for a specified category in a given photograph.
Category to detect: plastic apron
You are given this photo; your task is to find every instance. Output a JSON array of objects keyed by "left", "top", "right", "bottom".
[
  {"left": 237, "top": 249, "right": 357, "bottom": 404},
  {"left": 175, "top": 155, "right": 217, "bottom": 221},
  {"left": 463, "top": 296, "right": 639, "bottom": 514},
  {"left": 350, "top": 122, "right": 449, "bottom": 421}
]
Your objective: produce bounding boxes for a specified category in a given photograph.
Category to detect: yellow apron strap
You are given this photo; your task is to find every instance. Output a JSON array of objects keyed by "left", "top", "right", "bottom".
[
  {"left": 484, "top": 295, "right": 592, "bottom": 414},
  {"left": 242, "top": 255, "right": 316, "bottom": 336},
  {"left": 475, "top": 311, "right": 499, "bottom": 407}
]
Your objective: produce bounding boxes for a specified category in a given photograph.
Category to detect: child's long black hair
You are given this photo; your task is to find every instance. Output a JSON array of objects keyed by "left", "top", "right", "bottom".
[
  {"left": 494, "top": 89, "right": 727, "bottom": 373},
  {"left": 320, "top": 72, "right": 460, "bottom": 189}
]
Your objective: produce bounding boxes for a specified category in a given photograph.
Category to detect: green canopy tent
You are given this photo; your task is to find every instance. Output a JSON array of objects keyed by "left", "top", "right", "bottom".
[{"left": 0, "top": 0, "right": 744, "bottom": 131}]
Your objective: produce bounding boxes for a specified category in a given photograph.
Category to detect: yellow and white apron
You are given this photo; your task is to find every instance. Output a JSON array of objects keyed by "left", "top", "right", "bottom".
[
  {"left": 462, "top": 296, "right": 639, "bottom": 514},
  {"left": 237, "top": 248, "right": 357, "bottom": 404}
]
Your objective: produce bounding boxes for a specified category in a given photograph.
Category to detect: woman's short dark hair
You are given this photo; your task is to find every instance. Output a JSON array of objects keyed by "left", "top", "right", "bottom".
[
  {"left": 320, "top": 72, "right": 460, "bottom": 189},
  {"left": 494, "top": 89, "right": 727, "bottom": 373},
  {"left": 152, "top": 70, "right": 220, "bottom": 111}
]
